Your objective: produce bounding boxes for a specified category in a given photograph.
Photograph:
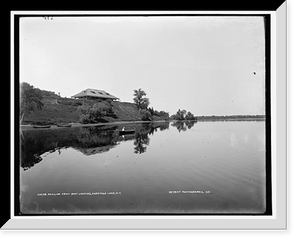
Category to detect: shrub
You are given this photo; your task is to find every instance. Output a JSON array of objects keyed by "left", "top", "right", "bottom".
[
  {"left": 78, "top": 114, "right": 91, "bottom": 124},
  {"left": 78, "top": 103, "right": 91, "bottom": 114},
  {"left": 173, "top": 109, "right": 186, "bottom": 120},
  {"left": 77, "top": 104, "right": 91, "bottom": 123},
  {"left": 139, "top": 109, "right": 152, "bottom": 121},
  {"left": 185, "top": 111, "right": 196, "bottom": 120},
  {"left": 158, "top": 110, "right": 169, "bottom": 120},
  {"left": 77, "top": 101, "right": 114, "bottom": 123},
  {"left": 91, "top": 102, "right": 112, "bottom": 114}
]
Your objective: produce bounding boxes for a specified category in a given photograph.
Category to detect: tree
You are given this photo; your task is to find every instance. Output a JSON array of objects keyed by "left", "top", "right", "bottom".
[
  {"left": 185, "top": 111, "right": 196, "bottom": 120},
  {"left": 158, "top": 111, "right": 170, "bottom": 120},
  {"left": 77, "top": 101, "right": 113, "bottom": 124},
  {"left": 20, "top": 82, "right": 44, "bottom": 123},
  {"left": 173, "top": 109, "right": 186, "bottom": 120},
  {"left": 133, "top": 88, "right": 150, "bottom": 110},
  {"left": 148, "top": 107, "right": 155, "bottom": 116},
  {"left": 139, "top": 109, "right": 152, "bottom": 121}
]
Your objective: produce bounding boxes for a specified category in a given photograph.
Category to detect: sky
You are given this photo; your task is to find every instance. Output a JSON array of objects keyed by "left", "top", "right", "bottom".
[{"left": 20, "top": 15, "right": 265, "bottom": 116}]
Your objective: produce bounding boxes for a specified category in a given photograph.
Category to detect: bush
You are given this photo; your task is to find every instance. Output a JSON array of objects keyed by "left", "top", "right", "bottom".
[
  {"left": 158, "top": 110, "right": 169, "bottom": 120},
  {"left": 139, "top": 109, "right": 152, "bottom": 121},
  {"left": 185, "top": 111, "right": 196, "bottom": 120},
  {"left": 77, "top": 101, "right": 114, "bottom": 123},
  {"left": 173, "top": 109, "right": 186, "bottom": 120},
  {"left": 91, "top": 102, "right": 112, "bottom": 114},
  {"left": 77, "top": 104, "right": 91, "bottom": 123},
  {"left": 78, "top": 114, "right": 90, "bottom": 124}
]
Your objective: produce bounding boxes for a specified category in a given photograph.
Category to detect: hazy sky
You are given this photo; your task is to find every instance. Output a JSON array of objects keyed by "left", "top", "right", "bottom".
[{"left": 20, "top": 16, "right": 265, "bottom": 116}]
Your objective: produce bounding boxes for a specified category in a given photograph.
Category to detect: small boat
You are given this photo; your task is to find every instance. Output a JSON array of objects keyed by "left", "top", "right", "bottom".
[
  {"left": 32, "top": 125, "right": 51, "bottom": 129},
  {"left": 119, "top": 127, "right": 135, "bottom": 135},
  {"left": 57, "top": 123, "right": 72, "bottom": 128},
  {"left": 119, "top": 130, "right": 135, "bottom": 135}
]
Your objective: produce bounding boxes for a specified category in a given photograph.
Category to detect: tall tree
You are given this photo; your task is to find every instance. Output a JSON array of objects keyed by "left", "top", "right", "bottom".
[
  {"left": 20, "top": 82, "right": 44, "bottom": 123},
  {"left": 174, "top": 109, "right": 187, "bottom": 120},
  {"left": 133, "top": 88, "right": 150, "bottom": 110}
]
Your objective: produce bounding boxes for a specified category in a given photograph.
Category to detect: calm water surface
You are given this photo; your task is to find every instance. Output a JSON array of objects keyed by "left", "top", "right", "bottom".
[{"left": 20, "top": 121, "right": 266, "bottom": 214}]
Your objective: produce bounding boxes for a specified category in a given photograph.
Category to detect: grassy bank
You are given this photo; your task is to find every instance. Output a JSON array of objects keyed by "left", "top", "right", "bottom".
[
  {"left": 22, "top": 90, "right": 265, "bottom": 125},
  {"left": 23, "top": 96, "right": 165, "bottom": 125}
]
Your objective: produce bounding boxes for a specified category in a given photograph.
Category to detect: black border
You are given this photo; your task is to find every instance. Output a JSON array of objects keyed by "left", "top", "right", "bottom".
[
  {"left": 264, "top": 15, "right": 272, "bottom": 215},
  {"left": 14, "top": 14, "right": 21, "bottom": 219},
  {"left": 10, "top": 12, "right": 273, "bottom": 220},
  {"left": 8, "top": 0, "right": 285, "bottom": 11}
]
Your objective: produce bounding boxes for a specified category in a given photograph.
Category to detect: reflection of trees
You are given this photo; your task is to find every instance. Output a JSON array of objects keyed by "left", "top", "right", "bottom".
[
  {"left": 21, "top": 134, "right": 43, "bottom": 170},
  {"left": 171, "top": 120, "right": 197, "bottom": 132},
  {"left": 20, "top": 122, "right": 171, "bottom": 170},
  {"left": 134, "top": 132, "right": 150, "bottom": 154},
  {"left": 75, "top": 126, "right": 119, "bottom": 155},
  {"left": 158, "top": 122, "right": 169, "bottom": 131},
  {"left": 20, "top": 126, "right": 120, "bottom": 170},
  {"left": 172, "top": 121, "right": 187, "bottom": 132},
  {"left": 185, "top": 120, "right": 197, "bottom": 129},
  {"left": 133, "top": 123, "right": 151, "bottom": 154},
  {"left": 21, "top": 130, "right": 66, "bottom": 170},
  {"left": 133, "top": 122, "right": 169, "bottom": 154}
]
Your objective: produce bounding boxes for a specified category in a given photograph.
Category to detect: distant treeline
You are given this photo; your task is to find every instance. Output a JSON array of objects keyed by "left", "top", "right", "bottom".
[{"left": 196, "top": 115, "right": 265, "bottom": 120}]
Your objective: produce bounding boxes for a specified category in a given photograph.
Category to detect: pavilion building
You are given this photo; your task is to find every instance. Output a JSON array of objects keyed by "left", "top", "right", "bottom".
[{"left": 71, "top": 88, "right": 119, "bottom": 101}]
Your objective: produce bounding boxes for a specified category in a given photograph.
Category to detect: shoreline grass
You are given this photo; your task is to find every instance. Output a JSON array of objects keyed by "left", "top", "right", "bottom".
[{"left": 20, "top": 118, "right": 265, "bottom": 131}]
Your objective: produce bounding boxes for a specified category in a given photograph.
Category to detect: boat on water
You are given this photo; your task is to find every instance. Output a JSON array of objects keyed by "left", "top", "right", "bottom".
[
  {"left": 119, "top": 127, "right": 135, "bottom": 135},
  {"left": 32, "top": 125, "right": 51, "bottom": 129},
  {"left": 57, "top": 123, "right": 72, "bottom": 128},
  {"left": 119, "top": 130, "right": 135, "bottom": 135}
]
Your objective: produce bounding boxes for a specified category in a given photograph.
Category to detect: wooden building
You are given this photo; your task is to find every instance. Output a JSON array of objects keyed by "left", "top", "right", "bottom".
[{"left": 71, "top": 88, "right": 119, "bottom": 101}]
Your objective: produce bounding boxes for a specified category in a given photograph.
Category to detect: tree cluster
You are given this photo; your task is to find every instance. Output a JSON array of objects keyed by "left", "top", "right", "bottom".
[
  {"left": 148, "top": 107, "right": 170, "bottom": 120},
  {"left": 77, "top": 101, "right": 113, "bottom": 124},
  {"left": 171, "top": 109, "right": 197, "bottom": 121},
  {"left": 20, "top": 82, "right": 44, "bottom": 123},
  {"left": 133, "top": 88, "right": 170, "bottom": 121}
]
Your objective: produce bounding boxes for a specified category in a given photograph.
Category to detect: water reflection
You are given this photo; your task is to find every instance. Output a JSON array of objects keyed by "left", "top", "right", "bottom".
[
  {"left": 21, "top": 122, "right": 169, "bottom": 170},
  {"left": 20, "top": 121, "right": 266, "bottom": 214},
  {"left": 134, "top": 133, "right": 149, "bottom": 154},
  {"left": 171, "top": 120, "right": 197, "bottom": 132},
  {"left": 20, "top": 134, "right": 43, "bottom": 171},
  {"left": 133, "top": 122, "right": 170, "bottom": 154},
  {"left": 74, "top": 126, "right": 120, "bottom": 156},
  {"left": 130, "top": 123, "right": 153, "bottom": 154}
]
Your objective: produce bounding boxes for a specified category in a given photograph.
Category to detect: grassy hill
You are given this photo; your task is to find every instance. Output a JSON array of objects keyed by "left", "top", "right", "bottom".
[{"left": 23, "top": 94, "right": 165, "bottom": 125}]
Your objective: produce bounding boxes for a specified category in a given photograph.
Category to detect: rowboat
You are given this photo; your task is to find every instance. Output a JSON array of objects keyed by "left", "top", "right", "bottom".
[
  {"left": 119, "top": 130, "right": 135, "bottom": 135},
  {"left": 32, "top": 125, "right": 51, "bottom": 129},
  {"left": 57, "top": 123, "right": 72, "bottom": 128}
]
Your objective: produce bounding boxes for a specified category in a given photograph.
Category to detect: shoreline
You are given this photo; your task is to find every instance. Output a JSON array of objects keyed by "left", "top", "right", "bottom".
[
  {"left": 20, "top": 120, "right": 168, "bottom": 131},
  {"left": 20, "top": 118, "right": 265, "bottom": 131}
]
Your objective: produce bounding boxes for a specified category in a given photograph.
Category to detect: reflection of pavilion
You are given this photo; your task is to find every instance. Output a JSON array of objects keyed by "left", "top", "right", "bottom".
[
  {"left": 74, "top": 144, "right": 117, "bottom": 156},
  {"left": 21, "top": 122, "right": 170, "bottom": 170}
]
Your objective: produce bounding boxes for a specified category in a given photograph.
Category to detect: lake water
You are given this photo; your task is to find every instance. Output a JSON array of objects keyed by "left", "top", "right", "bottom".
[{"left": 20, "top": 121, "right": 266, "bottom": 214}]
